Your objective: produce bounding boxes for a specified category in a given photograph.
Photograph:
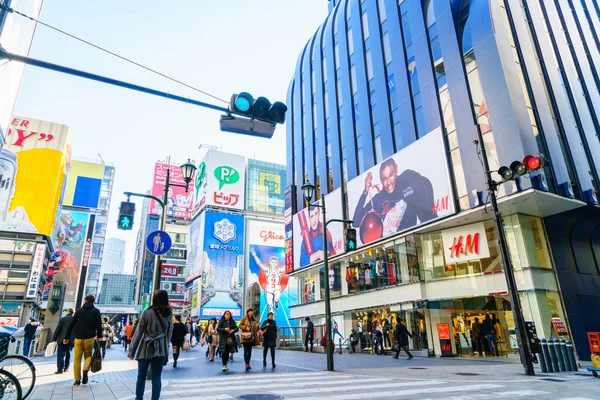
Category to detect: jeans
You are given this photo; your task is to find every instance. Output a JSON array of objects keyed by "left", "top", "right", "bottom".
[
  {"left": 374, "top": 338, "right": 384, "bottom": 355},
  {"left": 394, "top": 344, "right": 413, "bottom": 359},
  {"left": 57, "top": 343, "right": 71, "bottom": 372},
  {"left": 263, "top": 346, "right": 275, "bottom": 365},
  {"left": 383, "top": 332, "right": 391, "bottom": 348},
  {"left": 23, "top": 338, "right": 32, "bottom": 356},
  {"left": 136, "top": 357, "right": 165, "bottom": 400},
  {"left": 73, "top": 338, "right": 95, "bottom": 382},
  {"left": 242, "top": 342, "right": 253, "bottom": 365},
  {"left": 99, "top": 341, "right": 107, "bottom": 357},
  {"left": 304, "top": 335, "right": 313, "bottom": 352},
  {"left": 332, "top": 329, "right": 344, "bottom": 341},
  {"left": 365, "top": 333, "right": 373, "bottom": 348},
  {"left": 350, "top": 341, "right": 359, "bottom": 353},
  {"left": 485, "top": 334, "right": 498, "bottom": 355}
]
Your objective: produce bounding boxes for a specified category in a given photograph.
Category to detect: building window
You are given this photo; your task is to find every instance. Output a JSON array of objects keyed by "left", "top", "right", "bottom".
[
  {"left": 351, "top": 64, "right": 358, "bottom": 94},
  {"left": 92, "top": 244, "right": 103, "bottom": 258},
  {"left": 383, "top": 32, "right": 392, "bottom": 65},
  {"left": 362, "top": 11, "right": 370, "bottom": 40},
  {"left": 366, "top": 49, "right": 374, "bottom": 80},
  {"left": 347, "top": 28, "right": 354, "bottom": 55},
  {"left": 377, "top": 0, "right": 387, "bottom": 22}
]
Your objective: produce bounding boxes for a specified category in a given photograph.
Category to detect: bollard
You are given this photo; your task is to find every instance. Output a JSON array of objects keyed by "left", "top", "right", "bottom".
[
  {"left": 537, "top": 339, "right": 547, "bottom": 373},
  {"left": 559, "top": 339, "right": 572, "bottom": 371},
  {"left": 548, "top": 338, "right": 559, "bottom": 372},
  {"left": 541, "top": 338, "right": 553, "bottom": 373},
  {"left": 566, "top": 340, "right": 578, "bottom": 371},
  {"left": 553, "top": 339, "right": 567, "bottom": 371}
]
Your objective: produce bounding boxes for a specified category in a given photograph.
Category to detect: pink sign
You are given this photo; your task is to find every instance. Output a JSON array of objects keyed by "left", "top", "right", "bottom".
[{"left": 150, "top": 162, "right": 195, "bottom": 219}]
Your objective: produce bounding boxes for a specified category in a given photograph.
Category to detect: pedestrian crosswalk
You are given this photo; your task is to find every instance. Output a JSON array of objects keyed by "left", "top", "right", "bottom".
[{"left": 141, "top": 371, "right": 592, "bottom": 400}]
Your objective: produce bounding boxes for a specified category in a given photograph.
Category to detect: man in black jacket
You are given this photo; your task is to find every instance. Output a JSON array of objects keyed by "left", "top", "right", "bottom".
[
  {"left": 304, "top": 317, "right": 314, "bottom": 352},
  {"left": 23, "top": 318, "right": 38, "bottom": 356},
  {"left": 52, "top": 308, "right": 74, "bottom": 374},
  {"left": 393, "top": 319, "right": 414, "bottom": 360},
  {"left": 64, "top": 295, "right": 102, "bottom": 386}
]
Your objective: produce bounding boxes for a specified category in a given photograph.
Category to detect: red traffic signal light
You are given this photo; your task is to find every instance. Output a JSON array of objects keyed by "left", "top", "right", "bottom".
[{"left": 522, "top": 154, "right": 548, "bottom": 172}]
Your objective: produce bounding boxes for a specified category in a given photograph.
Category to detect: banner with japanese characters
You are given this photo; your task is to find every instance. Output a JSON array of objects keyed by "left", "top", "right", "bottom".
[
  {"left": 150, "top": 162, "right": 195, "bottom": 219},
  {"left": 26, "top": 243, "right": 46, "bottom": 299}
]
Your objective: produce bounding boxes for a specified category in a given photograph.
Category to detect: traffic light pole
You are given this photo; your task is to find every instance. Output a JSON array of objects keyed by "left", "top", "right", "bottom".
[{"left": 475, "top": 138, "right": 535, "bottom": 376}]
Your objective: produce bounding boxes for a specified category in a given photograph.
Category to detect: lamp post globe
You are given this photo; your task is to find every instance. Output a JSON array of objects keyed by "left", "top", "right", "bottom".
[
  {"left": 180, "top": 159, "right": 197, "bottom": 188},
  {"left": 302, "top": 180, "right": 315, "bottom": 204}
]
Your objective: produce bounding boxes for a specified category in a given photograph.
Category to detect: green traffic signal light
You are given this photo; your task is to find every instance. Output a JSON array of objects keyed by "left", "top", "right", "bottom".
[
  {"left": 118, "top": 215, "right": 132, "bottom": 230},
  {"left": 346, "top": 228, "right": 357, "bottom": 252},
  {"left": 117, "top": 201, "right": 135, "bottom": 231}
]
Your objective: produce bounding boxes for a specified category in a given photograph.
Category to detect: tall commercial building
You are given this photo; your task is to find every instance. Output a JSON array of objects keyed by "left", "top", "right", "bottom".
[
  {"left": 101, "top": 238, "right": 126, "bottom": 275},
  {"left": 98, "top": 273, "right": 136, "bottom": 307},
  {"left": 286, "top": 0, "right": 600, "bottom": 360}
]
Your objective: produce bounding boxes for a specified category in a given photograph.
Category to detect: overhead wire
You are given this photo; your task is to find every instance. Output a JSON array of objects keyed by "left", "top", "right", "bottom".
[{"left": 0, "top": 3, "right": 229, "bottom": 104}]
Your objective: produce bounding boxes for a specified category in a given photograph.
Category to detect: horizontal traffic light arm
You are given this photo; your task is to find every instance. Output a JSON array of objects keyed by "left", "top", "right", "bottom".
[
  {"left": 325, "top": 218, "right": 355, "bottom": 228},
  {"left": 124, "top": 191, "right": 165, "bottom": 209}
]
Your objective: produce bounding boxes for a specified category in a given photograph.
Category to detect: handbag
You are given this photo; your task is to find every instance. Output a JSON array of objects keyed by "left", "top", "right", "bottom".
[
  {"left": 45, "top": 341, "right": 57, "bottom": 357},
  {"left": 392, "top": 342, "right": 400, "bottom": 352},
  {"left": 241, "top": 332, "right": 253, "bottom": 340},
  {"left": 91, "top": 341, "right": 102, "bottom": 373},
  {"left": 205, "top": 334, "right": 213, "bottom": 344}
]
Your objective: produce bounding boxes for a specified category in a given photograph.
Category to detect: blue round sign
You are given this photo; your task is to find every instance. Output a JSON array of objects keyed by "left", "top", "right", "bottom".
[{"left": 146, "top": 230, "right": 172, "bottom": 255}]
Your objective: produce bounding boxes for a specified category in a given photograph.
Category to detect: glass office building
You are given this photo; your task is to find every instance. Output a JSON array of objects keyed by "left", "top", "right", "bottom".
[{"left": 286, "top": 0, "right": 600, "bottom": 360}]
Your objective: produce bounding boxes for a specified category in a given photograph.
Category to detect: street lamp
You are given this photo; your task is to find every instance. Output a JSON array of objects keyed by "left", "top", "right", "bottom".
[
  {"left": 180, "top": 159, "right": 196, "bottom": 190},
  {"left": 302, "top": 180, "right": 352, "bottom": 372}
]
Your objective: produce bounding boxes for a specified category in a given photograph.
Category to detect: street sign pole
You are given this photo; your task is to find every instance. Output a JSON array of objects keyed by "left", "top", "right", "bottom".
[{"left": 153, "top": 169, "right": 170, "bottom": 295}]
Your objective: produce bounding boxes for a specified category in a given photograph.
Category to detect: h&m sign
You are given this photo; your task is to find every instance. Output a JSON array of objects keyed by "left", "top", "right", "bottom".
[{"left": 441, "top": 222, "right": 490, "bottom": 263}]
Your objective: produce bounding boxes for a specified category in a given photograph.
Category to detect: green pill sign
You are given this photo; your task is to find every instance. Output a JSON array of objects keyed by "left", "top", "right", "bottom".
[{"left": 214, "top": 166, "right": 240, "bottom": 190}]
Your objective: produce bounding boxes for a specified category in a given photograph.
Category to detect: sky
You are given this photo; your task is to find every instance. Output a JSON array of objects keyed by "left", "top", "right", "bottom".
[{"left": 13, "top": 0, "right": 328, "bottom": 273}]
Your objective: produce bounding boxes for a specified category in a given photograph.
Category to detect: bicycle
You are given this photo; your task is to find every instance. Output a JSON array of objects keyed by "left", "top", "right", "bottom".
[
  {"left": 0, "top": 335, "right": 36, "bottom": 399},
  {"left": 0, "top": 369, "right": 22, "bottom": 400}
]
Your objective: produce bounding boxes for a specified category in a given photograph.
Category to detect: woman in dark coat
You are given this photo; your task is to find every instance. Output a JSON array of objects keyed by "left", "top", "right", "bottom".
[
  {"left": 393, "top": 319, "right": 414, "bottom": 360},
  {"left": 216, "top": 310, "right": 238, "bottom": 372},
  {"left": 171, "top": 315, "right": 187, "bottom": 368},
  {"left": 261, "top": 311, "right": 277, "bottom": 368}
]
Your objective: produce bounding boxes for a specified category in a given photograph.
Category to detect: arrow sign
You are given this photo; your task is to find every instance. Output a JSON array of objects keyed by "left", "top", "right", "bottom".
[{"left": 146, "top": 230, "right": 172, "bottom": 255}]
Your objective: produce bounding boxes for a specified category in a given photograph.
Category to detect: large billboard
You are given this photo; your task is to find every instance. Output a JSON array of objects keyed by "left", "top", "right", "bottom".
[
  {"left": 150, "top": 162, "right": 195, "bottom": 219},
  {"left": 193, "top": 150, "right": 246, "bottom": 215},
  {"left": 0, "top": 117, "right": 70, "bottom": 236},
  {"left": 246, "top": 159, "right": 286, "bottom": 213},
  {"left": 199, "top": 210, "right": 244, "bottom": 319},
  {"left": 292, "top": 188, "right": 344, "bottom": 271},
  {"left": 246, "top": 219, "right": 298, "bottom": 327},
  {"left": 185, "top": 212, "right": 206, "bottom": 284},
  {"left": 348, "top": 127, "right": 455, "bottom": 247},
  {"left": 62, "top": 160, "right": 105, "bottom": 208},
  {"left": 48, "top": 209, "right": 93, "bottom": 303}
]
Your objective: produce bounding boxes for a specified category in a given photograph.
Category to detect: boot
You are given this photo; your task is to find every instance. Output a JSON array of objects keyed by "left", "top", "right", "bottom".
[
  {"left": 263, "top": 359, "right": 267, "bottom": 367},
  {"left": 82, "top": 371, "right": 89, "bottom": 385}
]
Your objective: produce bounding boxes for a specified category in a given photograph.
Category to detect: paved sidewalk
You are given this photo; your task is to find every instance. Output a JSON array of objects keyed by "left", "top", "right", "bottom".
[{"left": 26, "top": 343, "right": 598, "bottom": 400}]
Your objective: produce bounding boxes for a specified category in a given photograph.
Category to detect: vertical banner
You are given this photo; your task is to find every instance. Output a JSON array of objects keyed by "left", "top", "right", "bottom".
[
  {"left": 292, "top": 188, "right": 344, "bottom": 271},
  {"left": 48, "top": 210, "right": 92, "bottom": 302},
  {"left": 284, "top": 185, "right": 293, "bottom": 274},
  {"left": 186, "top": 212, "right": 205, "bottom": 284},
  {"left": 26, "top": 243, "right": 46, "bottom": 299},
  {"left": 150, "top": 162, "right": 195, "bottom": 219},
  {"left": 75, "top": 214, "right": 95, "bottom": 309},
  {"left": 199, "top": 210, "right": 245, "bottom": 319},
  {"left": 246, "top": 219, "right": 298, "bottom": 327}
]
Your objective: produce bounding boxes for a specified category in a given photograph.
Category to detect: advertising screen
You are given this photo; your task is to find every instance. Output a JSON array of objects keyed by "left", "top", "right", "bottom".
[
  {"left": 0, "top": 116, "right": 70, "bottom": 236},
  {"left": 48, "top": 210, "right": 92, "bottom": 302},
  {"left": 193, "top": 150, "right": 246, "bottom": 215},
  {"left": 150, "top": 162, "right": 195, "bottom": 219},
  {"left": 185, "top": 212, "right": 205, "bottom": 284},
  {"left": 347, "top": 128, "right": 455, "bottom": 248},
  {"left": 246, "top": 219, "right": 298, "bottom": 327},
  {"left": 292, "top": 188, "right": 344, "bottom": 271},
  {"left": 199, "top": 210, "right": 244, "bottom": 319}
]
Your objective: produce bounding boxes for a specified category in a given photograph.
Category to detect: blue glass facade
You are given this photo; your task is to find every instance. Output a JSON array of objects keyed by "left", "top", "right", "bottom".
[{"left": 288, "top": 0, "right": 600, "bottom": 360}]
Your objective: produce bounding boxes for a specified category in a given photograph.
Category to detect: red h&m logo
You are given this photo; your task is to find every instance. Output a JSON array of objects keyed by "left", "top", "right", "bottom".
[{"left": 449, "top": 233, "right": 479, "bottom": 259}]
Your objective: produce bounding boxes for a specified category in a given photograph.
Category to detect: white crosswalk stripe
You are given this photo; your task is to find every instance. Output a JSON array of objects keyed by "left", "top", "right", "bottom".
[{"left": 153, "top": 371, "right": 552, "bottom": 400}]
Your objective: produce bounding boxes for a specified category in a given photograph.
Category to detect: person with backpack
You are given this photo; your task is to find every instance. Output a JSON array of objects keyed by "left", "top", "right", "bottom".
[{"left": 128, "top": 290, "right": 173, "bottom": 400}]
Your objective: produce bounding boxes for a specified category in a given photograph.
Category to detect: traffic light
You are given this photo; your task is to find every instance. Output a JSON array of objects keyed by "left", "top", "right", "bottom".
[
  {"left": 498, "top": 154, "right": 548, "bottom": 182},
  {"left": 346, "top": 228, "right": 357, "bottom": 252},
  {"left": 229, "top": 93, "right": 288, "bottom": 124},
  {"left": 117, "top": 201, "right": 135, "bottom": 230}
]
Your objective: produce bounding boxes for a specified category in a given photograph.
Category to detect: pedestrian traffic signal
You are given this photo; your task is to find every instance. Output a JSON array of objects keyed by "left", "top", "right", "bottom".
[
  {"left": 346, "top": 228, "right": 357, "bottom": 252},
  {"left": 117, "top": 201, "right": 135, "bottom": 230},
  {"left": 498, "top": 154, "right": 548, "bottom": 182},
  {"left": 229, "top": 93, "right": 288, "bottom": 124}
]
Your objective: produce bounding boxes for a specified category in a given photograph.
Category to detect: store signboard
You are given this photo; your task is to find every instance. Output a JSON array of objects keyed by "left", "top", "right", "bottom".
[
  {"left": 26, "top": 243, "right": 45, "bottom": 298},
  {"left": 346, "top": 128, "right": 455, "bottom": 248},
  {"left": 551, "top": 318, "right": 569, "bottom": 338},
  {"left": 246, "top": 219, "right": 298, "bottom": 325},
  {"left": 193, "top": 150, "right": 246, "bottom": 215},
  {"left": 161, "top": 265, "right": 178, "bottom": 277},
  {"left": 150, "top": 162, "right": 195, "bottom": 219},
  {"left": 0, "top": 317, "right": 18, "bottom": 327},
  {"left": 441, "top": 222, "right": 490, "bottom": 263},
  {"left": 437, "top": 323, "right": 453, "bottom": 357},
  {"left": 292, "top": 188, "right": 344, "bottom": 271}
]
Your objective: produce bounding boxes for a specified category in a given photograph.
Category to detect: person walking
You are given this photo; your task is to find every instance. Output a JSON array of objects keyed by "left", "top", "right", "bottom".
[
  {"left": 124, "top": 321, "right": 134, "bottom": 351},
  {"left": 481, "top": 315, "right": 498, "bottom": 356},
  {"left": 202, "top": 318, "right": 218, "bottom": 362},
  {"left": 392, "top": 318, "right": 414, "bottom": 360},
  {"left": 23, "top": 318, "right": 38, "bottom": 356},
  {"left": 52, "top": 308, "right": 74, "bottom": 374},
  {"left": 195, "top": 321, "right": 202, "bottom": 344},
  {"left": 304, "top": 317, "right": 314, "bottom": 352},
  {"left": 239, "top": 308, "right": 260, "bottom": 371},
  {"left": 382, "top": 317, "right": 392, "bottom": 349},
  {"left": 216, "top": 311, "right": 238, "bottom": 372},
  {"left": 64, "top": 295, "right": 102, "bottom": 386},
  {"left": 99, "top": 316, "right": 113, "bottom": 358},
  {"left": 261, "top": 312, "right": 277, "bottom": 368},
  {"left": 373, "top": 323, "right": 384, "bottom": 355},
  {"left": 171, "top": 315, "right": 186, "bottom": 368},
  {"left": 128, "top": 290, "right": 173, "bottom": 400}
]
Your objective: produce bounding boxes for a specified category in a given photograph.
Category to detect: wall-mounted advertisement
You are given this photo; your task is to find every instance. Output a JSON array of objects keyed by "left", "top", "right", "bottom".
[
  {"left": 246, "top": 159, "right": 286, "bottom": 213},
  {"left": 199, "top": 210, "right": 244, "bottom": 319},
  {"left": 150, "top": 162, "right": 195, "bottom": 219},
  {"left": 25, "top": 243, "right": 46, "bottom": 299},
  {"left": 348, "top": 128, "right": 455, "bottom": 248},
  {"left": 292, "top": 188, "right": 344, "bottom": 271},
  {"left": 185, "top": 212, "right": 205, "bottom": 284},
  {"left": 193, "top": 150, "right": 246, "bottom": 215},
  {"left": 284, "top": 186, "right": 293, "bottom": 274},
  {"left": 245, "top": 219, "right": 298, "bottom": 327},
  {"left": 48, "top": 210, "right": 92, "bottom": 302}
]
